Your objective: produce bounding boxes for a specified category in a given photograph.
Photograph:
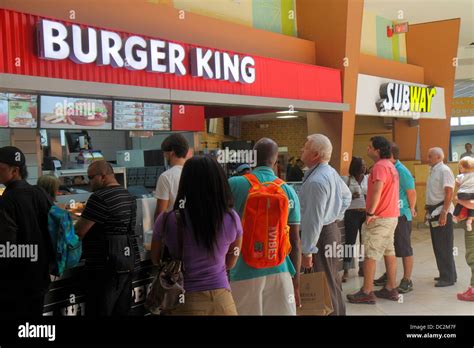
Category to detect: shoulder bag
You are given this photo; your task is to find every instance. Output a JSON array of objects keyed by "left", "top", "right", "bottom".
[{"left": 145, "top": 210, "right": 185, "bottom": 315}]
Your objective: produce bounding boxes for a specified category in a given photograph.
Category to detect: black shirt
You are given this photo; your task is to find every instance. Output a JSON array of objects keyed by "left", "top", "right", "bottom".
[
  {"left": 0, "top": 180, "right": 53, "bottom": 296},
  {"left": 287, "top": 166, "right": 304, "bottom": 182},
  {"left": 81, "top": 185, "right": 138, "bottom": 270}
]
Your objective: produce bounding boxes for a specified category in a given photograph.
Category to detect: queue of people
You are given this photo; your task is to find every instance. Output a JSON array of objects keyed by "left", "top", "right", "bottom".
[{"left": 1, "top": 134, "right": 473, "bottom": 318}]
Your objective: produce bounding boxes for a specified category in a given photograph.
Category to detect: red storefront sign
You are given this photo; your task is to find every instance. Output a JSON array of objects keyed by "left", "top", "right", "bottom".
[{"left": 0, "top": 9, "right": 342, "bottom": 103}]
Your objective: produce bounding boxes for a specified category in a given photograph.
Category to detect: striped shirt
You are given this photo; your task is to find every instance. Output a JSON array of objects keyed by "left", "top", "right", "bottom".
[{"left": 81, "top": 185, "right": 138, "bottom": 269}]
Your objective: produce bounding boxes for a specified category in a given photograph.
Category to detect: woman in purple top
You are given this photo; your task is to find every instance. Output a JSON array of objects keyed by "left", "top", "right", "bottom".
[{"left": 151, "top": 155, "right": 243, "bottom": 315}]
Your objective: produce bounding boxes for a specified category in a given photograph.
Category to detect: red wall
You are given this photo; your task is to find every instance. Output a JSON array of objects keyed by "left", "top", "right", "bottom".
[{"left": 0, "top": 9, "right": 342, "bottom": 103}]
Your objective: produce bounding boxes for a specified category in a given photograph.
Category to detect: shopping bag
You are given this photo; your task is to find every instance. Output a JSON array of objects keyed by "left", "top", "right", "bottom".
[{"left": 296, "top": 271, "right": 333, "bottom": 316}]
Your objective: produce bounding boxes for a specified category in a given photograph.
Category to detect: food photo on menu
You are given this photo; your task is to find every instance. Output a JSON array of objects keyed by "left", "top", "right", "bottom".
[
  {"left": 7, "top": 93, "right": 38, "bottom": 128},
  {"left": 0, "top": 93, "right": 7, "bottom": 127},
  {"left": 114, "top": 100, "right": 171, "bottom": 131},
  {"left": 40, "top": 95, "right": 112, "bottom": 130}
]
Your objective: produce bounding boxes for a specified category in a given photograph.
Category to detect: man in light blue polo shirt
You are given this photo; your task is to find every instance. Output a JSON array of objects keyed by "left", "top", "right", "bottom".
[
  {"left": 374, "top": 143, "right": 417, "bottom": 293},
  {"left": 228, "top": 138, "right": 301, "bottom": 315}
]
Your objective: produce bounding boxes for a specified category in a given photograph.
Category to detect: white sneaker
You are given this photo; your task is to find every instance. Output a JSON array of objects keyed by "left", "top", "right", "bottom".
[{"left": 467, "top": 223, "right": 472, "bottom": 232}]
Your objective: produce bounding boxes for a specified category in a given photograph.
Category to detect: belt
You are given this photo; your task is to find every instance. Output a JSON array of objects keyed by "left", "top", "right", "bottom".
[
  {"left": 323, "top": 221, "right": 337, "bottom": 228},
  {"left": 425, "top": 201, "right": 444, "bottom": 214}
]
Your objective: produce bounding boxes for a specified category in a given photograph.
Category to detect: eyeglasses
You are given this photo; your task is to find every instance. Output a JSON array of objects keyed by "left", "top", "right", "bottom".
[{"left": 87, "top": 174, "right": 100, "bottom": 180}]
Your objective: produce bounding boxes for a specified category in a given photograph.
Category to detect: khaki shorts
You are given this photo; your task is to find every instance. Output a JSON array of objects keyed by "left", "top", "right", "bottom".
[
  {"left": 170, "top": 288, "right": 237, "bottom": 316},
  {"left": 362, "top": 217, "right": 398, "bottom": 261}
]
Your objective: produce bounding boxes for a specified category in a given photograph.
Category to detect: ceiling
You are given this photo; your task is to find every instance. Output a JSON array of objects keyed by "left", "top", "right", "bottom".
[
  {"left": 454, "top": 79, "right": 474, "bottom": 97},
  {"left": 364, "top": 0, "right": 474, "bottom": 80},
  {"left": 240, "top": 112, "right": 306, "bottom": 122},
  {"left": 364, "top": 0, "right": 473, "bottom": 47}
]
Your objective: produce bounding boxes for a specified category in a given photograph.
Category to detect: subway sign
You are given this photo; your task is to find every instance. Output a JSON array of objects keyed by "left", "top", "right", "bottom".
[
  {"left": 355, "top": 74, "right": 446, "bottom": 120},
  {"left": 376, "top": 82, "right": 437, "bottom": 113},
  {"left": 36, "top": 19, "right": 256, "bottom": 84}
]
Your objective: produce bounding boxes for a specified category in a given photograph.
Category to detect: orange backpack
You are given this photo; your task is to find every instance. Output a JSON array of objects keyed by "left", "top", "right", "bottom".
[{"left": 241, "top": 174, "right": 292, "bottom": 268}]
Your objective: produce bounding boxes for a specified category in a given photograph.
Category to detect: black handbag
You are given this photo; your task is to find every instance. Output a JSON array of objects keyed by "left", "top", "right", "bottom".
[{"left": 146, "top": 210, "right": 185, "bottom": 315}]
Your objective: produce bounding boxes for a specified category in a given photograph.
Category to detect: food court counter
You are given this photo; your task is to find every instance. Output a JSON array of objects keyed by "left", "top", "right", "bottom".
[{"left": 42, "top": 196, "right": 158, "bottom": 316}]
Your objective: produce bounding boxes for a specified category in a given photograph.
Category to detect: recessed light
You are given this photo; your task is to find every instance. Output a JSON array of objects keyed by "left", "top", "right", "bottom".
[
  {"left": 276, "top": 110, "right": 298, "bottom": 114},
  {"left": 276, "top": 115, "right": 298, "bottom": 119}
]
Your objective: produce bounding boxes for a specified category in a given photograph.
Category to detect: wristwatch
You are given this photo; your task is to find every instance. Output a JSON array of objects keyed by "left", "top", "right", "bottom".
[
  {"left": 303, "top": 253, "right": 312, "bottom": 257},
  {"left": 366, "top": 212, "right": 375, "bottom": 217}
]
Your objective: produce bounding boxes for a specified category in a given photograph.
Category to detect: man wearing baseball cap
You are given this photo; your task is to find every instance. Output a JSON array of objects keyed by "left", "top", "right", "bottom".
[{"left": 0, "top": 146, "right": 53, "bottom": 317}]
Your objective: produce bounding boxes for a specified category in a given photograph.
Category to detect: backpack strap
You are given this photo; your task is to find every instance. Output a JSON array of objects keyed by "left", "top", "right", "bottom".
[
  {"left": 261, "top": 178, "right": 285, "bottom": 188},
  {"left": 272, "top": 178, "right": 285, "bottom": 187},
  {"left": 243, "top": 173, "right": 261, "bottom": 188}
]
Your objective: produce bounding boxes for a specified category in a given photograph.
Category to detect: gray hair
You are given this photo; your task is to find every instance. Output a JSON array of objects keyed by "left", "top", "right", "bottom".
[
  {"left": 307, "top": 134, "right": 332, "bottom": 162},
  {"left": 429, "top": 147, "right": 444, "bottom": 160}
]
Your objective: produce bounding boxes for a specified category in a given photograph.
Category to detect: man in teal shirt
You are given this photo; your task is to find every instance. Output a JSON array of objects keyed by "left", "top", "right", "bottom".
[
  {"left": 374, "top": 143, "right": 417, "bottom": 293},
  {"left": 228, "top": 138, "right": 301, "bottom": 315}
]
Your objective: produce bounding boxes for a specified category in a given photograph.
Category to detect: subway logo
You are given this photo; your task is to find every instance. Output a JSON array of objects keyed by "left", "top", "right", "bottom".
[{"left": 376, "top": 82, "right": 437, "bottom": 113}]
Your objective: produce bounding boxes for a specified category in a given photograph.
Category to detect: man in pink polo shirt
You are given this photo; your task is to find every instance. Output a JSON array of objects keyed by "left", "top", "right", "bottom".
[{"left": 347, "top": 136, "right": 400, "bottom": 304}]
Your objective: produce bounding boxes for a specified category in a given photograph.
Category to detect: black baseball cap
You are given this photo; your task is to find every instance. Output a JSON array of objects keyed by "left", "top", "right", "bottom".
[{"left": 0, "top": 146, "right": 26, "bottom": 167}]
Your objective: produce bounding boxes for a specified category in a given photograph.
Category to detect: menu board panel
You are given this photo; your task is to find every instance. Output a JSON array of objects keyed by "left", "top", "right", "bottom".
[
  {"left": 0, "top": 94, "right": 7, "bottom": 128},
  {"left": 6, "top": 94, "right": 38, "bottom": 128},
  {"left": 114, "top": 101, "right": 171, "bottom": 131},
  {"left": 40, "top": 96, "right": 113, "bottom": 130}
]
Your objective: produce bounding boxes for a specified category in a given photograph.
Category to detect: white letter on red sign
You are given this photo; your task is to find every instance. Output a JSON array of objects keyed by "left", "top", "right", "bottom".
[
  {"left": 147, "top": 39, "right": 167, "bottom": 73},
  {"left": 190, "top": 48, "right": 214, "bottom": 79},
  {"left": 167, "top": 43, "right": 186, "bottom": 76},
  {"left": 68, "top": 25, "right": 97, "bottom": 64},
  {"left": 37, "top": 19, "right": 70, "bottom": 60},
  {"left": 222, "top": 53, "right": 240, "bottom": 83},
  {"left": 97, "top": 30, "right": 124, "bottom": 68},
  {"left": 124, "top": 36, "right": 147, "bottom": 70},
  {"left": 240, "top": 56, "right": 256, "bottom": 84}
]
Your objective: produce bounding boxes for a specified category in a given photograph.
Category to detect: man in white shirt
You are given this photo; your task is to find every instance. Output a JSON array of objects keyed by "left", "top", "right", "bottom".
[
  {"left": 425, "top": 147, "right": 457, "bottom": 287},
  {"left": 154, "top": 134, "right": 189, "bottom": 220}
]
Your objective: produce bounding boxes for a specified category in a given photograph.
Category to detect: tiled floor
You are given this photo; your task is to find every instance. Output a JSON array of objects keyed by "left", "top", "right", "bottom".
[{"left": 343, "top": 227, "right": 474, "bottom": 315}]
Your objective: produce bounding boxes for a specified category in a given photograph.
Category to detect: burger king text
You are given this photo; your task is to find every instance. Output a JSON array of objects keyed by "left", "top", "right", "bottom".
[{"left": 37, "top": 19, "right": 256, "bottom": 84}]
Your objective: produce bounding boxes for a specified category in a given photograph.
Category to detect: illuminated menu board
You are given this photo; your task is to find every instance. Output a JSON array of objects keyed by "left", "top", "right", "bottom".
[
  {"left": 114, "top": 101, "right": 171, "bottom": 131},
  {"left": 0, "top": 93, "right": 38, "bottom": 128},
  {"left": 0, "top": 94, "right": 7, "bottom": 128},
  {"left": 40, "top": 96, "right": 112, "bottom": 130}
]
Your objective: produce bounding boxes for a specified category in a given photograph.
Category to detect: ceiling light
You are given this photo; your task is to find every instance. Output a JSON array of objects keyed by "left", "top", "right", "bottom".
[
  {"left": 276, "top": 110, "right": 298, "bottom": 114},
  {"left": 276, "top": 115, "right": 299, "bottom": 119}
]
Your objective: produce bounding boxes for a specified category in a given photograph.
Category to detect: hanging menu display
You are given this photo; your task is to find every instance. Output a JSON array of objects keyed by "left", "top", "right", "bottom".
[
  {"left": 40, "top": 96, "right": 113, "bottom": 130},
  {"left": 0, "top": 94, "right": 7, "bottom": 128},
  {"left": 7, "top": 94, "right": 38, "bottom": 128},
  {"left": 114, "top": 101, "right": 171, "bottom": 131}
]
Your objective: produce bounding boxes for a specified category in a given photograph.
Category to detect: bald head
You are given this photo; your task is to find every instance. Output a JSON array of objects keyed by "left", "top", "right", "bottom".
[
  {"left": 89, "top": 160, "right": 114, "bottom": 176},
  {"left": 254, "top": 138, "right": 279, "bottom": 167},
  {"left": 88, "top": 160, "right": 117, "bottom": 191}
]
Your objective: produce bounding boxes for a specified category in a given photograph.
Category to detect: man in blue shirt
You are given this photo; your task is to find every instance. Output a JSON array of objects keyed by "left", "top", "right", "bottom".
[
  {"left": 300, "top": 134, "right": 351, "bottom": 316},
  {"left": 374, "top": 143, "right": 417, "bottom": 293},
  {"left": 228, "top": 138, "right": 301, "bottom": 315}
]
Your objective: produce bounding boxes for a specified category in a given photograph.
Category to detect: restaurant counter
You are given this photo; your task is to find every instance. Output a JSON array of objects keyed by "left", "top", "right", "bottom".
[
  {"left": 43, "top": 243, "right": 155, "bottom": 316},
  {"left": 43, "top": 196, "right": 158, "bottom": 316}
]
